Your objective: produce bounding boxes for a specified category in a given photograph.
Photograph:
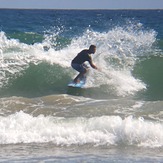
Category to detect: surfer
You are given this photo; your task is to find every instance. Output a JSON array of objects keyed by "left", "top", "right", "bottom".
[{"left": 71, "top": 45, "right": 98, "bottom": 83}]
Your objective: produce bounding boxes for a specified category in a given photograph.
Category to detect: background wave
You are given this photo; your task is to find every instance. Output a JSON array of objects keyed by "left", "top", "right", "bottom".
[{"left": 0, "top": 109, "right": 162, "bottom": 147}]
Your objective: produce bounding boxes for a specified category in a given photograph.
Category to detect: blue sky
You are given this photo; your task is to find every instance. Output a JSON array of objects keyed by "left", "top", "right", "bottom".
[{"left": 0, "top": 0, "right": 162, "bottom": 9}]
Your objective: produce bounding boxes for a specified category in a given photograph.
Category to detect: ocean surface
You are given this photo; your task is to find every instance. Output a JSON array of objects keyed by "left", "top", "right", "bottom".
[{"left": 0, "top": 9, "right": 163, "bottom": 162}]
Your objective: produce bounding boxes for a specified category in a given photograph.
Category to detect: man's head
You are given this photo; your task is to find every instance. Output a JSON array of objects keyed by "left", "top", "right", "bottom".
[{"left": 89, "top": 45, "right": 96, "bottom": 54}]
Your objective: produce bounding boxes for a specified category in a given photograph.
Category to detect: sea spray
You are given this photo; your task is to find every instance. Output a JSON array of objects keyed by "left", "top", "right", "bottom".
[{"left": 69, "top": 26, "right": 156, "bottom": 96}]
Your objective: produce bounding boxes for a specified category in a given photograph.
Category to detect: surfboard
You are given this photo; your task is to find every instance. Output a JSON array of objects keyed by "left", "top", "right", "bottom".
[{"left": 68, "top": 77, "right": 86, "bottom": 88}]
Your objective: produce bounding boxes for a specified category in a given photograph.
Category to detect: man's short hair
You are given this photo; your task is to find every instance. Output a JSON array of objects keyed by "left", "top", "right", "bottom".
[{"left": 89, "top": 45, "right": 96, "bottom": 49}]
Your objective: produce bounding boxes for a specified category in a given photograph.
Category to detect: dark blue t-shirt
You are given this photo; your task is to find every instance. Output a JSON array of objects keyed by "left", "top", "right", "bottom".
[{"left": 72, "top": 50, "right": 92, "bottom": 64}]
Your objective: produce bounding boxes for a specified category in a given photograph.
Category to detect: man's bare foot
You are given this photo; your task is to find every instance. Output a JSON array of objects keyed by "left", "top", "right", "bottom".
[{"left": 74, "top": 78, "right": 80, "bottom": 84}]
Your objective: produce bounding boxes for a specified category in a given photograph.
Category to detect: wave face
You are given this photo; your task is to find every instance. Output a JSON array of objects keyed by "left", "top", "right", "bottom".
[{"left": 0, "top": 23, "right": 159, "bottom": 99}]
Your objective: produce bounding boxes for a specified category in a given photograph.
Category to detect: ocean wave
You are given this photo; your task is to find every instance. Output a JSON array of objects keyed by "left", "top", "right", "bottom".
[{"left": 0, "top": 23, "right": 159, "bottom": 98}]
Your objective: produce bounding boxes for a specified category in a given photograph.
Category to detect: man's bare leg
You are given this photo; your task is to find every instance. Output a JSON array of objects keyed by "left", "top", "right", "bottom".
[{"left": 73, "top": 72, "right": 84, "bottom": 83}]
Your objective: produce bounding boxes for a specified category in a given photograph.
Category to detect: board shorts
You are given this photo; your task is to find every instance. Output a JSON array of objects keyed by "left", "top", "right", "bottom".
[{"left": 71, "top": 63, "right": 89, "bottom": 73}]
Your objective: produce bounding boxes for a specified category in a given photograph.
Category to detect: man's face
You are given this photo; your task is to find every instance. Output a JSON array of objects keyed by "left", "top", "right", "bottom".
[{"left": 91, "top": 47, "right": 96, "bottom": 54}]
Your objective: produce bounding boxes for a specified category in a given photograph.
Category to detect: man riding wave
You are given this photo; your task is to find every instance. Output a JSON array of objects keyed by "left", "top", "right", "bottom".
[{"left": 71, "top": 45, "right": 98, "bottom": 83}]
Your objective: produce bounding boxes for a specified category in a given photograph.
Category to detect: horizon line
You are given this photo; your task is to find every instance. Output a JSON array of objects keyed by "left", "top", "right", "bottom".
[{"left": 0, "top": 8, "right": 162, "bottom": 10}]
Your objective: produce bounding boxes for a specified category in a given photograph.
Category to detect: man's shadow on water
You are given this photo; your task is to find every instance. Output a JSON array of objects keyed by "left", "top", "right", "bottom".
[{"left": 66, "top": 86, "right": 87, "bottom": 97}]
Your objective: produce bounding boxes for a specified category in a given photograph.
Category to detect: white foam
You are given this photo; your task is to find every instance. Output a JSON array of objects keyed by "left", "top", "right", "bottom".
[
  {"left": 106, "top": 70, "right": 146, "bottom": 96},
  {"left": 0, "top": 111, "right": 163, "bottom": 147}
]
